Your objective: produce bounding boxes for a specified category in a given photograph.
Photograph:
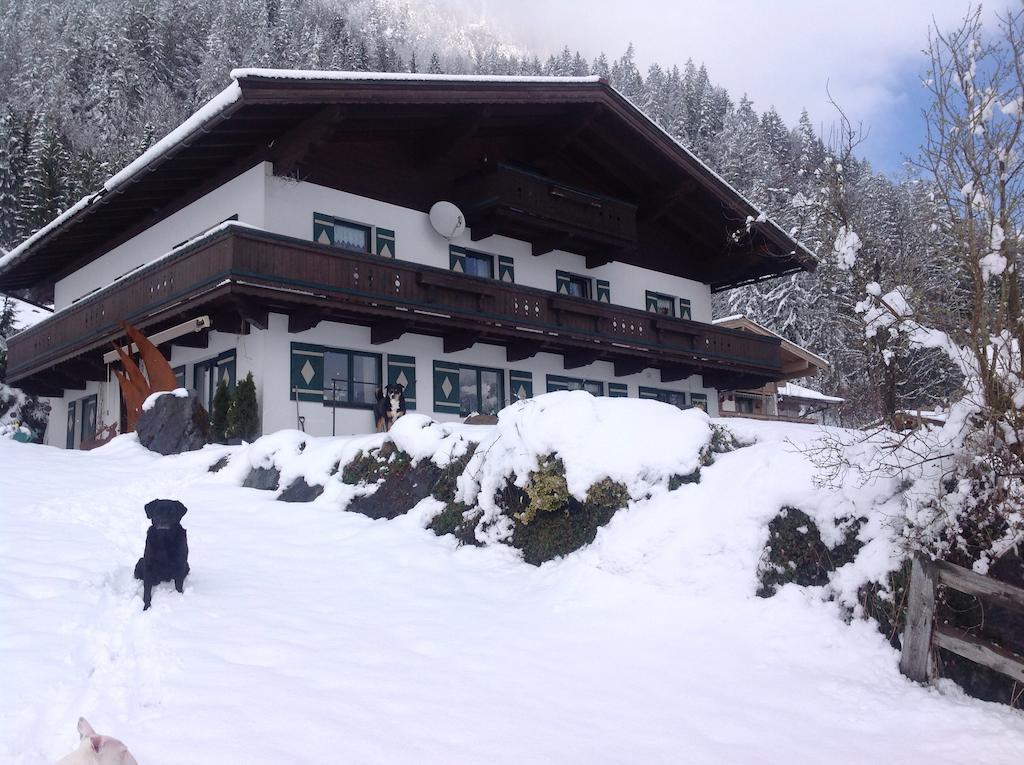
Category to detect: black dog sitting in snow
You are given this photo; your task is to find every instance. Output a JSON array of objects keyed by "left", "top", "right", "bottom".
[
  {"left": 134, "top": 499, "right": 190, "bottom": 610},
  {"left": 373, "top": 383, "right": 407, "bottom": 432}
]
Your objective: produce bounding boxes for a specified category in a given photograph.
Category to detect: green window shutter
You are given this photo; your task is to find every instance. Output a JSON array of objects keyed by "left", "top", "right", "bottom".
[
  {"left": 555, "top": 270, "right": 571, "bottom": 295},
  {"left": 498, "top": 255, "right": 515, "bottom": 283},
  {"left": 690, "top": 392, "right": 708, "bottom": 411},
  {"left": 679, "top": 298, "right": 692, "bottom": 320},
  {"left": 313, "top": 213, "right": 335, "bottom": 246},
  {"left": 376, "top": 228, "right": 396, "bottom": 258},
  {"left": 596, "top": 279, "right": 610, "bottom": 303},
  {"left": 66, "top": 399, "right": 77, "bottom": 449},
  {"left": 509, "top": 370, "right": 533, "bottom": 401},
  {"left": 449, "top": 245, "right": 467, "bottom": 273},
  {"left": 638, "top": 386, "right": 661, "bottom": 401},
  {"left": 433, "top": 361, "right": 462, "bottom": 413},
  {"left": 608, "top": 382, "right": 628, "bottom": 397},
  {"left": 290, "top": 342, "right": 325, "bottom": 402},
  {"left": 215, "top": 350, "right": 236, "bottom": 390},
  {"left": 645, "top": 291, "right": 660, "bottom": 312},
  {"left": 387, "top": 354, "right": 416, "bottom": 410}
]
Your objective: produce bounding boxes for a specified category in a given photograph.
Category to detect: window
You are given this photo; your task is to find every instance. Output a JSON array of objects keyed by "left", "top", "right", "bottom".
[
  {"left": 646, "top": 291, "right": 676, "bottom": 316},
  {"left": 173, "top": 365, "right": 186, "bottom": 389},
  {"left": 458, "top": 366, "right": 504, "bottom": 416},
  {"left": 450, "top": 246, "right": 498, "bottom": 279},
  {"left": 314, "top": 213, "right": 372, "bottom": 253},
  {"left": 193, "top": 352, "right": 236, "bottom": 413},
  {"left": 639, "top": 387, "right": 688, "bottom": 410},
  {"left": 547, "top": 375, "right": 605, "bottom": 396},
  {"left": 323, "top": 349, "right": 381, "bottom": 407},
  {"left": 556, "top": 270, "right": 593, "bottom": 300},
  {"left": 463, "top": 251, "right": 494, "bottom": 278},
  {"left": 80, "top": 395, "right": 98, "bottom": 445}
]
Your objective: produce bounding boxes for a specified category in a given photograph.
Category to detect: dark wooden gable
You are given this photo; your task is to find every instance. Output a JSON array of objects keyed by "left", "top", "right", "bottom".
[{"left": 0, "top": 74, "right": 814, "bottom": 300}]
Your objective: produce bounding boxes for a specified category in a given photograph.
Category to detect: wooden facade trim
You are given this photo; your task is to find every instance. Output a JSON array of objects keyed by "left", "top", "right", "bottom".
[{"left": 6, "top": 227, "right": 783, "bottom": 393}]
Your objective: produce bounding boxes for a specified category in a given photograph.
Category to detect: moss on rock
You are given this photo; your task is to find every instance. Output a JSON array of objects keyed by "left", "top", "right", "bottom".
[{"left": 756, "top": 507, "right": 864, "bottom": 597}]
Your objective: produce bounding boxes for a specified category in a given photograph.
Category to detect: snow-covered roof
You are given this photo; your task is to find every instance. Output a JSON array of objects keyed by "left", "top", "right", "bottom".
[
  {"left": 712, "top": 314, "right": 829, "bottom": 370},
  {"left": 0, "top": 69, "right": 814, "bottom": 291},
  {"left": 777, "top": 382, "right": 844, "bottom": 404}
]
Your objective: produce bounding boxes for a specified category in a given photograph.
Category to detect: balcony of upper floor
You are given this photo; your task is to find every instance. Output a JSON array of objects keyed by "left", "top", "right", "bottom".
[{"left": 5, "top": 224, "right": 783, "bottom": 397}]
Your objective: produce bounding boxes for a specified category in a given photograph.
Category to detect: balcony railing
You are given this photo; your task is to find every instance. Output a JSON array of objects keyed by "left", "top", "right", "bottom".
[{"left": 6, "top": 226, "right": 781, "bottom": 388}]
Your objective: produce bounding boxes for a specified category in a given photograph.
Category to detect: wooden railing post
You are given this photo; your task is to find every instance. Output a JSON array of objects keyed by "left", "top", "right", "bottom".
[{"left": 899, "top": 554, "right": 938, "bottom": 683}]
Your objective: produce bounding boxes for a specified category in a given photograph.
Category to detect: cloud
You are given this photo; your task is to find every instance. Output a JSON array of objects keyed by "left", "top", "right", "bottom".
[{"left": 463, "top": 0, "right": 983, "bottom": 167}]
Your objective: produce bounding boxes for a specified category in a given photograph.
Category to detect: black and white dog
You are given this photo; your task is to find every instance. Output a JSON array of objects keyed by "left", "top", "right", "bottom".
[
  {"left": 373, "top": 383, "right": 407, "bottom": 432},
  {"left": 134, "top": 499, "right": 190, "bottom": 611}
]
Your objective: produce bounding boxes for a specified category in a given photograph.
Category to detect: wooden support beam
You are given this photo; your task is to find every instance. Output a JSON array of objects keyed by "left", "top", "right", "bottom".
[
  {"left": 613, "top": 359, "right": 647, "bottom": 377},
  {"left": 171, "top": 329, "right": 209, "bottom": 349},
  {"left": 443, "top": 330, "right": 478, "bottom": 354},
  {"left": 237, "top": 301, "right": 269, "bottom": 331},
  {"left": 415, "top": 107, "right": 491, "bottom": 170},
  {"left": 526, "top": 104, "right": 603, "bottom": 163},
  {"left": 49, "top": 368, "right": 86, "bottom": 391},
  {"left": 211, "top": 309, "right": 245, "bottom": 335},
  {"left": 563, "top": 350, "right": 600, "bottom": 370},
  {"left": 506, "top": 342, "right": 539, "bottom": 362},
  {"left": 586, "top": 252, "right": 615, "bottom": 269},
  {"left": 660, "top": 364, "right": 698, "bottom": 383},
  {"left": 370, "top": 318, "right": 408, "bottom": 345},
  {"left": 288, "top": 310, "right": 322, "bottom": 334},
  {"left": 933, "top": 559, "right": 1024, "bottom": 616},
  {"left": 469, "top": 220, "right": 500, "bottom": 242},
  {"left": 899, "top": 555, "right": 937, "bottom": 683},
  {"left": 638, "top": 180, "right": 698, "bottom": 223},
  {"left": 63, "top": 358, "right": 108, "bottom": 382},
  {"left": 270, "top": 105, "right": 345, "bottom": 177},
  {"left": 21, "top": 376, "right": 64, "bottom": 397},
  {"left": 532, "top": 234, "right": 571, "bottom": 257}
]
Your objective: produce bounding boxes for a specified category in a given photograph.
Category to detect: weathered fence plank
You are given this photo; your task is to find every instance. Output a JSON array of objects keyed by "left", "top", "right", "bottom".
[
  {"left": 899, "top": 555, "right": 937, "bottom": 683},
  {"left": 933, "top": 559, "right": 1024, "bottom": 616},
  {"left": 933, "top": 624, "right": 1024, "bottom": 685}
]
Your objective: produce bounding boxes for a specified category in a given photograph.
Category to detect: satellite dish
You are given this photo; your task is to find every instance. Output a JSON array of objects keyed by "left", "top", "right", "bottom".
[{"left": 429, "top": 201, "right": 466, "bottom": 240}]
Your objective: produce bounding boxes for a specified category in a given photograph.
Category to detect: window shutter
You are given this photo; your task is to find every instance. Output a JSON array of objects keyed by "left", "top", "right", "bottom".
[
  {"left": 645, "top": 291, "right": 660, "bottom": 312},
  {"left": 215, "top": 350, "right": 236, "bottom": 390},
  {"left": 433, "top": 361, "right": 462, "bottom": 413},
  {"left": 498, "top": 255, "right": 515, "bottom": 283},
  {"left": 690, "top": 392, "right": 708, "bottom": 411},
  {"left": 679, "top": 298, "right": 692, "bottom": 320},
  {"left": 608, "top": 382, "right": 628, "bottom": 397},
  {"left": 387, "top": 354, "right": 416, "bottom": 410},
  {"left": 376, "top": 228, "right": 396, "bottom": 258},
  {"left": 290, "top": 343, "right": 324, "bottom": 402},
  {"left": 313, "top": 213, "right": 335, "bottom": 246},
  {"left": 555, "top": 271, "right": 571, "bottom": 295},
  {"left": 66, "top": 400, "right": 77, "bottom": 449},
  {"left": 596, "top": 279, "right": 610, "bottom": 303},
  {"left": 509, "top": 370, "right": 533, "bottom": 401},
  {"left": 449, "top": 245, "right": 467, "bottom": 273}
]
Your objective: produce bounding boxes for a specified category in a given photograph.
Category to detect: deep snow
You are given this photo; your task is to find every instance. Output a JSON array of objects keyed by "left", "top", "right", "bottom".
[{"left": 2, "top": 415, "right": 1023, "bottom": 764}]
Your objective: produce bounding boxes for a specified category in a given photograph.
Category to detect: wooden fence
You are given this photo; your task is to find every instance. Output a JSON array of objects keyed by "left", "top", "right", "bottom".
[{"left": 900, "top": 555, "right": 1024, "bottom": 686}]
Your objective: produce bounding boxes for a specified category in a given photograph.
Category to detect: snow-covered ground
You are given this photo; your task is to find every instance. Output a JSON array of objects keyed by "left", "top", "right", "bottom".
[{"left": 2, "top": 414, "right": 1023, "bottom": 763}]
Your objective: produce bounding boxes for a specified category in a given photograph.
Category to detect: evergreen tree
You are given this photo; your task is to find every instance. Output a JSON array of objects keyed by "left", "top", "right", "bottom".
[
  {"left": 227, "top": 372, "right": 259, "bottom": 441},
  {"left": 427, "top": 52, "right": 443, "bottom": 74},
  {"left": 210, "top": 377, "right": 232, "bottom": 442}
]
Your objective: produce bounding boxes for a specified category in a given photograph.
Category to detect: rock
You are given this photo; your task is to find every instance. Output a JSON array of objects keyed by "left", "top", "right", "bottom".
[
  {"left": 135, "top": 391, "right": 210, "bottom": 455},
  {"left": 347, "top": 458, "right": 441, "bottom": 520},
  {"left": 243, "top": 466, "right": 280, "bottom": 491},
  {"left": 278, "top": 477, "right": 324, "bottom": 503},
  {"left": 208, "top": 456, "right": 229, "bottom": 473}
]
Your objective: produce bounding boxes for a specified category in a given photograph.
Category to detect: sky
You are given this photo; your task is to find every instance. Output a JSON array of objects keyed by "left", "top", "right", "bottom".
[{"left": 462, "top": 0, "right": 994, "bottom": 175}]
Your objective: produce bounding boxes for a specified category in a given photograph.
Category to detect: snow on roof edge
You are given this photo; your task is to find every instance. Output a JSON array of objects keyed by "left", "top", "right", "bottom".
[
  {"left": 230, "top": 68, "right": 602, "bottom": 84},
  {"left": 0, "top": 81, "right": 243, "bottom": 278},
  {"left": 778, "top": 382, "right": 844, "bottom": 404},
  {"left": 713, "top": 314, "right": 829, "bottom": 369}
]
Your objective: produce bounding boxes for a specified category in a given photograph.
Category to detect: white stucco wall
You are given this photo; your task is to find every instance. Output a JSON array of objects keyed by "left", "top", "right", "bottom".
[
  {"left": 264, "top": 176, "right": 713, "bottom": 320},
  {"left": 53, "top": 164, "right": 269, "bottom": 310}
]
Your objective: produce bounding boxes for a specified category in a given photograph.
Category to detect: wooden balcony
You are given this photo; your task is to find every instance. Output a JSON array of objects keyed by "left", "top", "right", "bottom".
[
  {"left": 453, "top": 163, "right": 638, "bottom": 259},
  {"left": 6, "top": 226, "right": 782, "bottom": 395}
]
